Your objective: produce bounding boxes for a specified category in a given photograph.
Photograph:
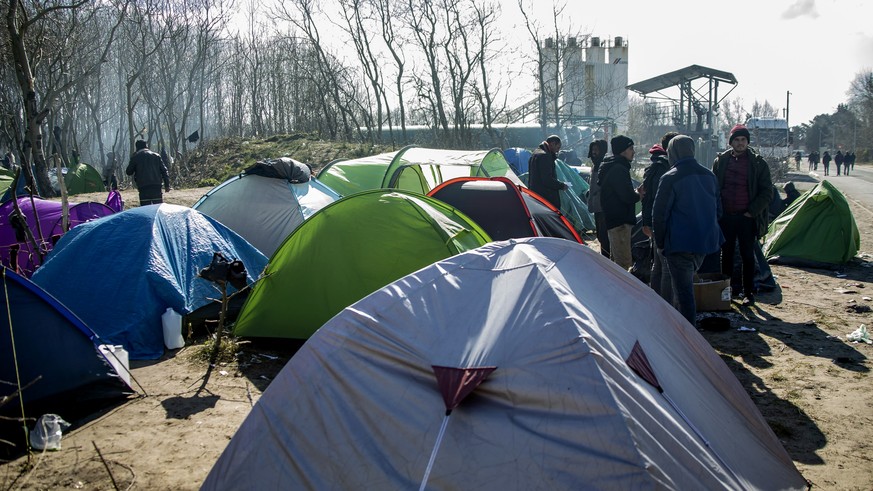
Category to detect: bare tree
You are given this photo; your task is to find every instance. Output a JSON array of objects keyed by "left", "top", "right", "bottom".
[
  {"left": 405, "top": 0, "right": 451, "bottom": 143},
  {"left": 122, "top": 0, "right": 170, "bottom": 155},
  {"left": 517, "top": 0, "right": 572, "bottom": 135},
  {"left": 5, "top": 0, "right": 126, "bottom": 196},
  {"left": 470, "top": 0, "right": 509, "bottom": 147},
  {"left": 338, "top": 0, "right": 389, "bottom": 143},
  {"left": 373, "top": 0, "right": 408, "bottom": 144},
  {"left": 274, "top": 0, "right": 362, "bottom": 140}
]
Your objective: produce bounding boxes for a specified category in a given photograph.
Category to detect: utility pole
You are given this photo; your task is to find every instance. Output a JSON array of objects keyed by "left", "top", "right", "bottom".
[{"left": 785, "top": 91, "right": 791, "bottom": 151}]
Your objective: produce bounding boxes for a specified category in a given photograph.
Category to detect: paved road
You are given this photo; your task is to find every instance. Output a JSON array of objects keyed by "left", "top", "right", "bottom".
[{"left": 796, "top": 164, "right": 873, "bottom": 215}]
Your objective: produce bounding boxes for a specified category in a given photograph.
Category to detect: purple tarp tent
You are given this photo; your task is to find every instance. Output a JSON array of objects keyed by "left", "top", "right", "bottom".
[{"left": 0, "top": 197, "right": 116, "bottom": 276}]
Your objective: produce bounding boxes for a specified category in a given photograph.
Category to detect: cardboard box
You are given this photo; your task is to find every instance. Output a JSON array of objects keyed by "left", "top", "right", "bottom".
[{"left": 694, "top": 273, "right": 732, "bottom": 311}]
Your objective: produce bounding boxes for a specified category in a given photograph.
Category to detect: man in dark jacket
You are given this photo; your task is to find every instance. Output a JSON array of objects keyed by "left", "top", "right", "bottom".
[
  {"left": 712, "top": 124, "right": 772, "bottom": 304},
  {"left": 652, "top": 135, "right": 724, "bottom": 325},
  {"left": 597, "top": 134, "right": 640, "bottom": 270},
  {"left": 586, "top": 139, "right": 609, "bottom": 258},
  {"left": 126, "top": 139, "right": 171, "bottom": 205},
  {"left": 641, "top": 132, "right": 678, "bottom": 302},
  {"left": 528, "top": 135, "right": 567, "bottom": 209}
]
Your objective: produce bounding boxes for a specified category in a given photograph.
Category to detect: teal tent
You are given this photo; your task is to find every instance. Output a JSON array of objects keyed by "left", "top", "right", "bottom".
[
  {"left": 763, "top": 180, "right": 860, "bottom": 266},
  {"left": 233, "top": 190, "right": 491, "bottom": 339},
  {"left": 318, "top": 146, "right": 522, "bottom": 196},
  {"left": 555, "top": 159, "right": 595, "bottom": 231},
  {"left": 518, "top": 159, "right": 595, "bottom": 233}
]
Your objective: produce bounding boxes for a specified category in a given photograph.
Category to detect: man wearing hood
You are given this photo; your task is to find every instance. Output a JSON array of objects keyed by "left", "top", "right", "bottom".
[
  {"left": 641, "top": 132, "right": 678, "bottom": 302},
  {"left": 528, "top": 135, "right": 567, "bottom": 209},
  {"left": 652, "top": 135, "right": 724, "bottom": 325},
  {"left": 586, "top": 139, "right": 609, "bottom": 258},
  {"left": 597, "top": 135, "right": 640, "bottom": 270},
  {"left": 712, "top": 124, "right": 772, "bottom": 305}
]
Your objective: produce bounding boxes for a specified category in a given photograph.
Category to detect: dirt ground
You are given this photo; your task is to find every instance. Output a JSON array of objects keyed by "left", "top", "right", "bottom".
[{"left": 2, "top": 175, "right": 873, "bottom": 490}]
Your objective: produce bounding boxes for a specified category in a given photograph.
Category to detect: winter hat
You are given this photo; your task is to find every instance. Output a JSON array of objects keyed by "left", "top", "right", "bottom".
[
  {"left": 667, "top": 135, "right": 695, "bottom": 166},
  {"left": 610, "top": 135, "right": 634, "bottom": 155},
  {"left": 648, "top": 144, "right": 666, "bottom": 156},
  {"left": 729, "top": 124, "right": 751, "bottom": 144}
]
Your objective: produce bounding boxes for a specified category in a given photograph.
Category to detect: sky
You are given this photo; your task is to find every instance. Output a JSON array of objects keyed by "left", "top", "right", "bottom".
[
  {"left": 249, "top": 0, "right": 873, "bottom": 128},
  {"left": 506, "top": 0, "right": 873, "bottom": 126}
]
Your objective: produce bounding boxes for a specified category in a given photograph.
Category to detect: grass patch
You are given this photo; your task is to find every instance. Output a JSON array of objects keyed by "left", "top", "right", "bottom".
[{"left": 190, "top": 332, "right": 242, "bottom": 365}]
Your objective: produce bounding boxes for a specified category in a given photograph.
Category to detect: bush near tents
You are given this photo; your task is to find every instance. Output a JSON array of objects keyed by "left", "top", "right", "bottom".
[
  {"left": 204, "top": 238, "right": 807, "bottom": 490},
  {"left": 232, "top": 190, "right": 491, "bottom": 340},
  {"left": 31, "top": 204, "right": 268, "bottom": 360},
  {"left": 763, "top": 180, "right": 860, "bottom": 266}
]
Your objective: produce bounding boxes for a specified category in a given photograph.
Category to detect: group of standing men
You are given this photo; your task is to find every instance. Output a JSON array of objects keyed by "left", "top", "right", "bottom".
[{"left": 531, "top": 124, "right": 771, "bottom": 326}]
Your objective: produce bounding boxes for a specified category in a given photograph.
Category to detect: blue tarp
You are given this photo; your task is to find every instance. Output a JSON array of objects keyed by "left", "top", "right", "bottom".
[
  {"left": 31, "top": 204, "right": 268, "bottom": 359},
  {"left": 503, "top": 148, "right": 531, "bottom": 176}
]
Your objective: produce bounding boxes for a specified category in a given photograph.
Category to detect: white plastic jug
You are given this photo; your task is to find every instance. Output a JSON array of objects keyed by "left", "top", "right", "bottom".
[
  {"left": 161, "top": 308, "right": 185, "bottom": 349},
  {"left": 98, "top": 344, "right": 130, "bottom": 385}
]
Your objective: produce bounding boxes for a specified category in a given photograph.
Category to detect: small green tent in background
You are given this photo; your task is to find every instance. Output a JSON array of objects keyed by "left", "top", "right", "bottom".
[
  {"left": 233, "top": 189, "right": 491, "bottom": 340},
  {"left": 763, "top": 180, "right": 860, "bottom": 266},
  {"left": 0, "top": 172, "right": 13, "bottom": 197},
  {"left": 64, "top": 163, "right": 104, "bottom": 195}
]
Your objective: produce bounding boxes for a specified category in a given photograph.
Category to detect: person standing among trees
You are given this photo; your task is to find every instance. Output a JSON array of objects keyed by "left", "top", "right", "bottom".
[
  {"left": 597, "top": 135, "right": 641, "bottom": 271},
  {"left": 712, "top": 124, "right": 773, "bottom": 305},
  {"left": 822, "top": 151, "right": 831, "bottom": 176},
  {"left": 835, "top": 150, "right": 844, "bottom": 176},
  {"left": 126, "top": 139, "right": 171, "bottom": 206},
  {"left": 586, "top": 139, "right": 610, "bottom": 258},
  {"left": 103, "top": 151, "right": 119, "bottom": 191},
  {"left": 528, "top": 135, "right": 568, "bottom": 209},
  {"left": 641, "top": 132, "right": 678, "bottom": 302}
]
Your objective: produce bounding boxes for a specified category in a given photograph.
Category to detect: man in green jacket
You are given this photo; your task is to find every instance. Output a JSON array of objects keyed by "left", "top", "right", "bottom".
[{"left": 712, "top": 124, "right": 772, "bottom": 305}]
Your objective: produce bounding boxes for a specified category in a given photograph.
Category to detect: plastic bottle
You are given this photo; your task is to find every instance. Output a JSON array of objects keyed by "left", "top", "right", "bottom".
[{"left": 161, "top": 308, "right": 185, "bottom": 349}]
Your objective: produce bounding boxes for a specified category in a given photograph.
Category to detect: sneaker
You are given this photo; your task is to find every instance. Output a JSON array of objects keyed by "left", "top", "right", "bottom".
[{"left": 745, "top": 293, "right": 756, "bottom": 305}]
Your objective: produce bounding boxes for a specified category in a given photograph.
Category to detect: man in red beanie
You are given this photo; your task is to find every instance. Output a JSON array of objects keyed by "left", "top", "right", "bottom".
[{"left": 712, "top": 124, "right": 772, "bottom": 305}]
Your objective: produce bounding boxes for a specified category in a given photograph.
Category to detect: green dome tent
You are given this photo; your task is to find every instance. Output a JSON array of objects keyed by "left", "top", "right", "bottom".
[
  {"left": 233, "top": 189, "right": 491, "bottom": 339},
  {"left": 318, "top": 146, "right": 522, "bottom": 196},
  {"left": 763, "top": 180, "right": 860, "bottom": 266},
  {"left": 64, "top": 162, "right": 105, "bottom": 195}
]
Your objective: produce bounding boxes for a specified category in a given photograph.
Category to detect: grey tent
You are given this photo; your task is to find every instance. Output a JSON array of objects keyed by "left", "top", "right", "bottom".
[
  {"left": 193, "top": 158, "right": 340, "bottom": 256},
  {"left": 204, "top": 238, "right": 806, "bottom": 490}
]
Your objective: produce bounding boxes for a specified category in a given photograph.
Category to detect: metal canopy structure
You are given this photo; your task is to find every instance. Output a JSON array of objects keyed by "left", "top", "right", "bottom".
[{"left": 628, "top": 64, "right": 737, "bottom": 136}]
